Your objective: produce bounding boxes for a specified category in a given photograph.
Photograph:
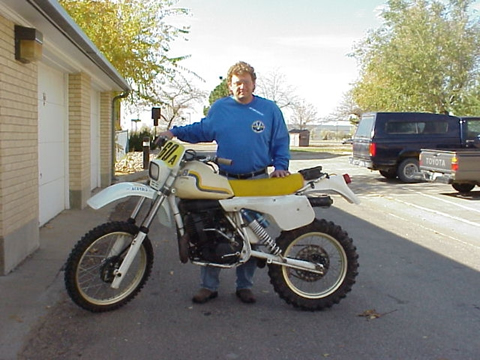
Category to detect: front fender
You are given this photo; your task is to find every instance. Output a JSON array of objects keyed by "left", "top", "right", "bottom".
[{"left": 87, "top": 182, "right": 157, "bottom": 210}]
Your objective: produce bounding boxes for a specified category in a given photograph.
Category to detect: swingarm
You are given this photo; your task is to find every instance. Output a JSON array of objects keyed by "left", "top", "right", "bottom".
[{"left": 252, "top": 250, "right": 325, "bottom": 275}]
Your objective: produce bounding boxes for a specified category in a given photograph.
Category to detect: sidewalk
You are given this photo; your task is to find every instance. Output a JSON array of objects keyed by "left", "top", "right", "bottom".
[{"left": 0, "top": 173, "right": 147, "bottom": 360}]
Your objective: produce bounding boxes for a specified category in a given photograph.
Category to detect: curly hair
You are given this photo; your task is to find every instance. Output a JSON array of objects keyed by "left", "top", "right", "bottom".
[{"left": 226, "top": 61, "right": 257, "bottom": 85}]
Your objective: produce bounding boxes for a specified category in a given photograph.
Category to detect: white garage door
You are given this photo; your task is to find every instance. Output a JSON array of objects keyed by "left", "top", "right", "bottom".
[{"left": 38, "top": 63, "right": 67, "bottom": 226}]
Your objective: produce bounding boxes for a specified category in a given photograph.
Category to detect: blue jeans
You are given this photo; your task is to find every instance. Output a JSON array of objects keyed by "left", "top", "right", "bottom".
[{"left": 200, "top": 257, "right": 257, "bottom": 291}]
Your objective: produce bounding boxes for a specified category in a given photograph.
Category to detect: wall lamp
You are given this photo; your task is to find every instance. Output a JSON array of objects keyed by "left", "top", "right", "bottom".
[{"left": 15, "top": 25, "right": 43, "bottom": 64}]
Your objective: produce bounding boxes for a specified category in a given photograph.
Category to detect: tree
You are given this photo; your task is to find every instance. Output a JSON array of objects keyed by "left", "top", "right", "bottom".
[
  {"left": 156, "top": 77, "right": 207, "bottom": 130},
  {"left": 256, "top": 69, "right": 298, "bottom": 109},
  {"left": 125, "top": 76, "right": 207, "bottom": 130},
  {"left": 351, "top": 0, "right": 480, "bottom": 115},
  {"left": 289, "top": 100, "right": 319, "bottom": 129},
  {"left": 204, "top": 78, "right": 229, "bottom": 115},
  {"left": 329, "top": 89, "right": 363, "bottom": 125},
  {"left": 59, "top": 0, "right": 190, "bottom": 102}
]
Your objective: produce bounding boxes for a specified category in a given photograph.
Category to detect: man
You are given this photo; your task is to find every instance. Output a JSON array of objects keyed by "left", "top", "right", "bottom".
[{"left": 159, "top": 61, "right": 290, "bottom": 304}]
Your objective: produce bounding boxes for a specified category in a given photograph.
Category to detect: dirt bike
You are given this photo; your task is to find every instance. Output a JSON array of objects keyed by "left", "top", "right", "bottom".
[{"left": 64, "top": 138, "right": 360, "bottom": 312}]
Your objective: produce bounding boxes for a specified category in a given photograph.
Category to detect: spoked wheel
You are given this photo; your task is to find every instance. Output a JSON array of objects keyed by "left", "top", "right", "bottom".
[
  {"left": 64, "top": 222, "right": 154, "bottom": 312},
  {"left": 268, "top": 219, "right": 358, "bottom": 311}
]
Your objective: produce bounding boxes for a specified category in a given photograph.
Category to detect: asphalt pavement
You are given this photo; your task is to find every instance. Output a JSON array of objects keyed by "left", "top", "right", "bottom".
[
  {"left": 0, "top": 150, "right": 329, "bottom": 360},
  {"left": 1, "top": 148, "right": 479, "bottom": 360},
  {"left": 0, "top": 150, "right": 328, "bottom": 360}
]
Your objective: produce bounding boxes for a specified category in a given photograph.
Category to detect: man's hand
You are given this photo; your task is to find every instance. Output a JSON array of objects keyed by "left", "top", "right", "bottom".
[
  {"left": 158, "top": 130, "right": 174, "bottom": 140},
  {"left": 270, "top": 169, "right": 290, "bottom": 178},
  {"left": 154, "top": 131, "right": 174, "bottom": 147}
]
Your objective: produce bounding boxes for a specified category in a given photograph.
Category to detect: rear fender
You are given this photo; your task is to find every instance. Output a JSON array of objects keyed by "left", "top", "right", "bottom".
[
  {"left": 302, "top": 174, "right": 360, "bottom": 204},
  {"left": 87, "top": 182, "right": 157, "bottom": 209}
]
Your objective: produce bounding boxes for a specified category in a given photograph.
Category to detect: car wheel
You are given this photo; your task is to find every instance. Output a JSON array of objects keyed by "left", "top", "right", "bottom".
[
  {"left": 452, "top": 183, "right": 475, "bottom": 193},
  {"left": 397, "top": 158, "right": 419, "bottom": 183}
]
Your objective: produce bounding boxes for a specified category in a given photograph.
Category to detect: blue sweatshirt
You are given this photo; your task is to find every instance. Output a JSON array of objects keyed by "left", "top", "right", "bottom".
[{"left": 171, "top": 96, "right": 290, "bottom": 174}]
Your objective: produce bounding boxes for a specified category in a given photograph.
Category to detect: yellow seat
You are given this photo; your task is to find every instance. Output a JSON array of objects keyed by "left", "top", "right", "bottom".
[{"left": 229, "top": 173, "right": 305, "bottom": 197}]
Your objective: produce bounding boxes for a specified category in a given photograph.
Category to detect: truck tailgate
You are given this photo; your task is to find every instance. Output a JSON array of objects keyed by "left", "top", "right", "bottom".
[
  {"left": 420, "top": 149, "right": 480, "bottom": 181},
  {"left": 419, "top": 150, "right": 453, "bottom": 172}
]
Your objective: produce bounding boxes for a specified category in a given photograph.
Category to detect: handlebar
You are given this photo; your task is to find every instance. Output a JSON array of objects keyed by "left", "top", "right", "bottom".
[
  {"left": 196, "top": 154, "right": 233, "bottom": 166},
  {"left": 216, "top": 157, "right": 233, "bottom": 166}
]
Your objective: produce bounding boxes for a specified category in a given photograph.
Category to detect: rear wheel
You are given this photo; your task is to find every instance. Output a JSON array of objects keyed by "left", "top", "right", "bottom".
[
  {"left": 452, "top": 183, "right": 475, "bottom": 193},
  {"left": 64, "top": 222, "right": 154, "bottom": 312},
  {"left": 268, "top": 219, "right": 358, "bottom": 311},
  {"left": 397, "top": 158, "right": 419, "bottom": 183}
]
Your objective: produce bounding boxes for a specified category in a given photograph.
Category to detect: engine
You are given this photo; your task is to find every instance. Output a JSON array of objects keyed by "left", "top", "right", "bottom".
[{"left": 178, "top": 200, "right": 243, "bottom": 264}]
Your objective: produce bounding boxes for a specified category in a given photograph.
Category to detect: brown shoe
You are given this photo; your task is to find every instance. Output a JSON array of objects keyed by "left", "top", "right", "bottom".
[
  {"left": 192, "top": 288, "right": 218, "bottom": 304},
  {"left": 236, "top": 289, "right": 256, "bottom": 304}
]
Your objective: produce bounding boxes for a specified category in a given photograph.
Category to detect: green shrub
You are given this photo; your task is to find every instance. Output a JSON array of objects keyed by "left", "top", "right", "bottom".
[{"left": 129, "top": 128, "right": 156, "bottom": 152}]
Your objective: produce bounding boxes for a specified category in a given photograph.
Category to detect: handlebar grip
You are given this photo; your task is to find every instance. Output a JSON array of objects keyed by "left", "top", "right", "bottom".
[
  {"left": 216, "top": 157, "right": 233, "bottom": 166},
  {"left": 154, "top": 136, "right": 169, "bottom": 147}
]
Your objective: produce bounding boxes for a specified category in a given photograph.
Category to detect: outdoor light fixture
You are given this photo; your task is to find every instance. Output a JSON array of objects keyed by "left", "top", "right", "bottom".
[{"left": 14, "top": 25, "right": 43, "bottom": 64}]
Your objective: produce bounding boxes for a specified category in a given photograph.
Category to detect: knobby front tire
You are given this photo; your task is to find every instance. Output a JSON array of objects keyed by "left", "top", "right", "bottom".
[
  {"left": 64, "top": 222, "right": 154, "bottom": 312},
  {"left": 268, "top": 219, "right": 359, "bottom": 311}
]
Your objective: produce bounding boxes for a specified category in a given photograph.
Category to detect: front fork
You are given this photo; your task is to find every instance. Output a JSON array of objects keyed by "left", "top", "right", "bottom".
[{"left": 110, "top": 193, "right": 168, "bottom": 289}]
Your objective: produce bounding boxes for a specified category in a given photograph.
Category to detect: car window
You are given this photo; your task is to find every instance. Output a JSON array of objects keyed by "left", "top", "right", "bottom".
[
  {"left": 385, "top": 120, "right": 448, "bottom": 134},
  {"left": 466, "top": 119, "right": 480, "bottom": 140},
  {"left": 421, "top": 121, "right": 448, "bottom": 134},
  {"left": 355, "top": 115, "right": 375, "bottom": 138},
  {"left": 385, "top": 121, "right": 418, "bottom": 134}
]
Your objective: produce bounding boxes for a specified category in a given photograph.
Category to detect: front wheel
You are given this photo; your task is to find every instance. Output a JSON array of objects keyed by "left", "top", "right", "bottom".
[
  {"left": 64, "top": 222, "right": 154, "bottom": 312},
  {"left": 268, "top": 219, "right": 358, "bottom": 311}
]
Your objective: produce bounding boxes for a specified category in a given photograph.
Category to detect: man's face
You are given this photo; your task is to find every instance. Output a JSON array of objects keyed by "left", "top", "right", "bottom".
[{"left": 229, "top": 73, "right": 255, "bottom": 104}]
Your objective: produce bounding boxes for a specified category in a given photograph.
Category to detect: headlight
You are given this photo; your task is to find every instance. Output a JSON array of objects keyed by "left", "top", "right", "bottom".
[{"left": 149, "top": 161, "right": 160, "bottom": 181}]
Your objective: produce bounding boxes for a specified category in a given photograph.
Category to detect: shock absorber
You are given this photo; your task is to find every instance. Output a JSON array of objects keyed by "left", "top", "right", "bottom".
[{"left": 240, "top": 209, "right": 281, "bottom": 255}]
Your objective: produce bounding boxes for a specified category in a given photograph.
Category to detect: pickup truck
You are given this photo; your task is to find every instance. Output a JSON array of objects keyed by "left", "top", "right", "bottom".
[
  {"left": 419, "top": 148, "right": 480, "bottom": 193},
  {"left": 350, "top": 112, "right": 471, "bottom": 182}
]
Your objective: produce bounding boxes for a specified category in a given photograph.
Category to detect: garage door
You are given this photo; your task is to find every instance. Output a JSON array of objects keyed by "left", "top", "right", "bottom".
[{"left": 38, "top": 63, "right": 67, "bottom": 226}]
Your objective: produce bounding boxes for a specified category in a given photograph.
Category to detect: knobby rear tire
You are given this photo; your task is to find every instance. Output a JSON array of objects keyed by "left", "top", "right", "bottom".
[
  {"left": 64, "top": 221, "right": 154, "bottom": 312},
  {"left": 268, "top": 219, "right": 359, "bottom": 311}
]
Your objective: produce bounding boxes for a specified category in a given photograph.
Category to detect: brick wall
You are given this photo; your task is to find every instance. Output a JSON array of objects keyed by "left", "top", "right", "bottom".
[
  {"left": 100, "top": 92, "right": 113, "bottom": 187},
  {"left": 0, "top": 16, "right": 39, "bottom": 274},
  {"left": 68, "top": 73, "right": 92, "bottom": 209}
]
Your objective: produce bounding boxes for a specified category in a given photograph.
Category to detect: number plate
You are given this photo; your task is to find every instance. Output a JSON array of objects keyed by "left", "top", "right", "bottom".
[{"left": 156, "top": 141, "right": 184, "bottom": 168}]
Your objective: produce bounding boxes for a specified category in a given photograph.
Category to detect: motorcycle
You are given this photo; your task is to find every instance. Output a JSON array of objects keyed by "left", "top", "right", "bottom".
[{"left": 64, "top": 138, "right": 360, "bottom": 312}]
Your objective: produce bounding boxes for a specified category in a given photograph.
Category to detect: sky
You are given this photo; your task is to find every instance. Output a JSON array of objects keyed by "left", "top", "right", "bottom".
[
  {"left": 167, "top": 0, "right": 386, "bottom": 121},
  {"left": 123, "top": 0, "right": 480, "bottom": 129}
]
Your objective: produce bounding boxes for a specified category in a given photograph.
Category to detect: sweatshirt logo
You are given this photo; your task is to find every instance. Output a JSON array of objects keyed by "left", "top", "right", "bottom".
[{"left": 252, "top": 120, "right": 265, "bottom": 133}]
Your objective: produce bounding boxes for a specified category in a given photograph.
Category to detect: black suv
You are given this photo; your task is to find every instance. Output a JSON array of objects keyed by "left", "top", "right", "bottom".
[{"left": 350, "top": 112, "right": 465, "bottom": 182}]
